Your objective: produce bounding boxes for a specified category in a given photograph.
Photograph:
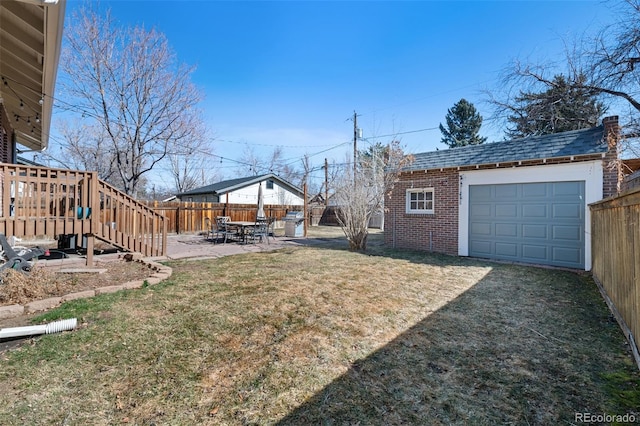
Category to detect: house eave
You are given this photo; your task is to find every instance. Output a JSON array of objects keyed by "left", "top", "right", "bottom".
[
  {"left": 402, "top": 153, "right": 606, "bottom": 175},
  {"left": 0, "top": 0, "right": 66, "bottom": 151}
]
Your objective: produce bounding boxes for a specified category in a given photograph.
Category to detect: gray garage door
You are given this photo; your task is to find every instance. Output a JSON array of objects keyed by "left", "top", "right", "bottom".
[{"left": 469, "top": 181, "right": 585, "bottom": 269}]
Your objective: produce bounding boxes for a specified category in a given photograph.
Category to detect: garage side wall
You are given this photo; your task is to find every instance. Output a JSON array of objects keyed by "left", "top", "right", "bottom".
[{"left": 385, "top": 169, "right": 459, "bottom": 255}]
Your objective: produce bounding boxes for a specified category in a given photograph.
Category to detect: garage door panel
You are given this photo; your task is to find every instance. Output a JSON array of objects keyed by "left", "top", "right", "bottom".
[
  {"left": 553, "top": 181, "right": 582, "bottom": 196},
  {"left": 552, "top": 247, "right": 582, "bottom": 264},
  {"left": 495, "top": 204, "right": 517, "bottom": 217},
  {"left": 553, "top": 225, "right": 582, "bottom": 241},
  {"left": 522, "top": 183, "right": 547, "bottom": 197},
  {"left": 469, "top": 181, "right": 584, "bottom": 269},
  {"left": 522, "top": 224, "right": 547, "bottom": 238},
  {"left": 471, "top": 240, "right": 492, "bottom": 255},
  {"left": 522, "top": 204, "right": 547, "bottom": 218},
  {"left": 495, "top": 184, "right": 517, "bottom": 198},
  {"left": 495, "top": 242, "right": 518, "bottom": 256},
  {"left": 495, "top": 223, "right": 517, "bottom": 237},
  {"left": 553, "top": 204, "right": 582, "bottom": 219},
  {"left": 470, "top": 204, "right": 492, "bottom": 216},
  {"left": 471, "top": 222, "right": 491, "bottom": 235},
  {"left": 522, "top": 244, "right": 547, "bottom": 260},
  {"left": 471, "top": 185, "right": 492, "bottom": 199}
]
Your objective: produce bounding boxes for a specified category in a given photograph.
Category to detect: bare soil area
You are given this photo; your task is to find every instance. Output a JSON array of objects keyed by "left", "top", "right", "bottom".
[
  {"left": 0, "top": 257, "right": 156, "bottom": 329},
  {"left": 0, "top": 259, "right": 153, "bottom": 306}
]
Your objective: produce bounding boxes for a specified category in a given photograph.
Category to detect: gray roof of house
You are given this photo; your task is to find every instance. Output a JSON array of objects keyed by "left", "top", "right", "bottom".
[
  {"left": 177, "top": 173, "right": 303, "bottom": 197},
  {"left": 406, "top": 125, "right": 607, "bottom": 171}
]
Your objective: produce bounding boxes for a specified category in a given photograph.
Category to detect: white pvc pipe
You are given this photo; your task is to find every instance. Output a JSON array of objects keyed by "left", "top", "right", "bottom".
[{"left": 0, "top": 318, "right": 77, "bottom": 339}]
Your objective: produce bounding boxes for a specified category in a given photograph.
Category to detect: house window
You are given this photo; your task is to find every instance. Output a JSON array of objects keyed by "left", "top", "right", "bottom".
[
  {"left": 406, "top": 188, "right": 434, "bottom": 214},
  {"left": 266, "top": 180, "right": 274, "bottom": 190}
]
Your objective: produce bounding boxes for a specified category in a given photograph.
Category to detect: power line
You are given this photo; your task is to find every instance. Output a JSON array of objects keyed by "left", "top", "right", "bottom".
[
  {"left": 213, "top": 138, "right": 345, "bottom": 149},
  {"left": 6, "top": 74, "right": 441, "bottom": 183},
  {"left": 365, "top": 126, "right": 440, "bottom": 140}
]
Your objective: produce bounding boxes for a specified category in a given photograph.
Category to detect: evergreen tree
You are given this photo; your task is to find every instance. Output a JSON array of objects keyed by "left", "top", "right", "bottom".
[
  {"left": 505, "top": 74, "right": 606, "bottom": 139},
  {"left": 439, "top": 99, "right": 487, "bottom": 148}
]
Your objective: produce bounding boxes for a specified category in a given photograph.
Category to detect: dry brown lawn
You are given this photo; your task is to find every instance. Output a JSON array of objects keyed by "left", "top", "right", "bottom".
[{"left": 0, "top": 227, "right": 638, "bottom": 425}]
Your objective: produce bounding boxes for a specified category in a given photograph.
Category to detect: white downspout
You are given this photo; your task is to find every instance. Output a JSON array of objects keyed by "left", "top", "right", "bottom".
[{"left": 0, "top": 318, "right": 77, "bottom": 339}]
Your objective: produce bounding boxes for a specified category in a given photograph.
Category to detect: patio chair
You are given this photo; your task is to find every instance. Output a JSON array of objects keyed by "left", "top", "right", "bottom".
[
  {"left": 205, "top": 216, "right": 225, "bottom": 244},
  {"left": 216, "top": 216, "right": 238, "bottom": 243},
  {"left": 247, "top": 217, "right": 269, "bottom": 244}
]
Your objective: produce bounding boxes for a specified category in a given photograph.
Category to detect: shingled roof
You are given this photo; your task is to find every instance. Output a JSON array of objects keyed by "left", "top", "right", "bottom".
[
  {"left": 177, "top": 173, "right": 303, "bottom": 198},
  {"left": 406, "top": 124, "right": 607, "bottom": 172}
]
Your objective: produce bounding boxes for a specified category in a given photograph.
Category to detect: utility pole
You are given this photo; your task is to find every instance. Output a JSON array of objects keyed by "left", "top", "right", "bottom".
[
  {"left": 353, "top": 110, "right": 359, "bottom": 183},
  {"left": 324, "top": 158, "right": 328, "bottom": 207},
  {"left": 303, "top": 182, "right": 308, "bottom": 237}
]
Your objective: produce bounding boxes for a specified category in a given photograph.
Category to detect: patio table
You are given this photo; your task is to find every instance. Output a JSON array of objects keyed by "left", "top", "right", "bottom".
[{"left": 225, "top": 221, "right": 256, "bottom": 243}]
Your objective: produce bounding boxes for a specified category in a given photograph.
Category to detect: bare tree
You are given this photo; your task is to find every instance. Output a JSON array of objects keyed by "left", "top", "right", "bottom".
[
  {"left": 238, "top": 145, "right": 284, "bottom": 175},
  {"left": 333, "top": 140, "right": 412, "bottom": 251},
  {"left": 237, "top": 145, "right": 305, "bottom": 187},
  {"left": 168, "top": 153, "right": 205, "bottom": 193},
  {"left": 56, "top": 4, "right": 208, "bottom": 196},
  {"left": 490, "top": 0, "right": 640, "bottom": 153},
  {"left": 46, "top": 119, "right": 119, "bottom": 182},
  {"left": 166, "top": 118, "right": 218, "bottom": 193}
]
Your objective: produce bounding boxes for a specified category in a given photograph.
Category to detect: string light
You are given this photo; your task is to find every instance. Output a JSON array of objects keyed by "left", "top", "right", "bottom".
[
  {"left": 13, "top": 114, "right": 40, "bottom": 125},
  {"left": 2, "top": 73, "right": 369, "bottom": 189},
  {"left": 1, "top": 74, "right": 46, "bottom": 115}
]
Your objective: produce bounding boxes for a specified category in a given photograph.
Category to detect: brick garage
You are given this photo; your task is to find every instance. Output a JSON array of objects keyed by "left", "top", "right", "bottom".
[
  {"left": 385, "top": 169, "right": 459, "bottom": 255},
  {"left": 385, "top": 116, "right": 623, "bottom": 270}
]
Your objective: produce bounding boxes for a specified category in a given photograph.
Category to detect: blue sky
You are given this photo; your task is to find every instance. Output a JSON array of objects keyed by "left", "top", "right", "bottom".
[{"left": 63, "top": 0, "right": 618, "bottom": 182}]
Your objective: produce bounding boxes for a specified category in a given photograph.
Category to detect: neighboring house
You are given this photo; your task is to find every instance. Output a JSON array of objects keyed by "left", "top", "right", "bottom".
[
  {"left": 624, "top": 169, "right": 640, "bottom": 191},
  {"left": 621, "top": 158, "right": 640, "bottom": 191},
  {"left": 176, "top": 174, "right": 305, "bottom": 206},
  {"left": 385, "top": 116, "right": 624, "bottom": 271},
  {"left": 16, "top": 156, "right": 45, "bottom": 167}
]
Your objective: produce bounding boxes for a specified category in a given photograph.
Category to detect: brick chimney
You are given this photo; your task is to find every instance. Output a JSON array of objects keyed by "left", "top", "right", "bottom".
[
  {"left": 602, "top": 115, "right": 621, "bottom": 197},
  {"left": 603, "top": 115, "right": 620, "bottom": 148}
]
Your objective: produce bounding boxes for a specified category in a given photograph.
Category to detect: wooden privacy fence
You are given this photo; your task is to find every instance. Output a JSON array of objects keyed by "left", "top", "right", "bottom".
[
  {"left": 590, "top": 187, "right": 640, "bottom": 368},
  {"left": 145, "top": 201, "right": 303, "bottom": 234}
]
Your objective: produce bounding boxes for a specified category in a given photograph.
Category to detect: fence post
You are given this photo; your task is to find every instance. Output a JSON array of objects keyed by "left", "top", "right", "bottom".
[{"left": 176, "top": 206, "right": 181, "bottom": 234}]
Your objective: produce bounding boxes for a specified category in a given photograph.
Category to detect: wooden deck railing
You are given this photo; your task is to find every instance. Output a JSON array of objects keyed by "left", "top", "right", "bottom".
[
  {"left": 96, "top": 179, "right": 166, "bottom": 256},
  {"left": 0, "top": 163, "right": 166, "bottom": 257}
]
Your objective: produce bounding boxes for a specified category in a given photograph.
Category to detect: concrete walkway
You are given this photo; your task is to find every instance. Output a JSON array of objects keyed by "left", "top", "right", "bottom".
[
  {"left": 152, "top": 232, "right": 304, "bottom": 262},
  {"left": 21, "top": 232, "right": 307, "bottom": 266}
]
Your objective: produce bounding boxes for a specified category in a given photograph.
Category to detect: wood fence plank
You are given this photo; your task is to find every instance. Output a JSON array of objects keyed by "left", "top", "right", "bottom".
[{"left": 591, "top": 190, "right": 640, "bottom": 370}]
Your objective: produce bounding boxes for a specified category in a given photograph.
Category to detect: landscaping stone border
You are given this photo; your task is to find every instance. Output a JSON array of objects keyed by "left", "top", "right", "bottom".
[{"left": 0, "top": 256, "right": 172, "bottom": 320}]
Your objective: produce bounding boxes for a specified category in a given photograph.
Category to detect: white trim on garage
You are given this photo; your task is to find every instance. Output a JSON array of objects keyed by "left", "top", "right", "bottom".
[{"left": 458, "top": 161, "right": 603, "bottom": 270}]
